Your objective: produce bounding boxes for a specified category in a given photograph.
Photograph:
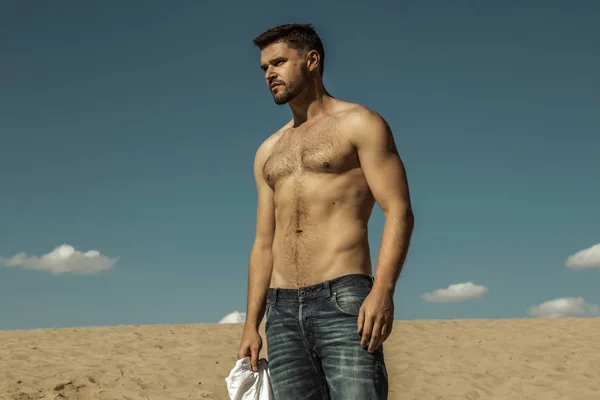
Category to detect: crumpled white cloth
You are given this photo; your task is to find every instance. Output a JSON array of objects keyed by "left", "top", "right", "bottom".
[{"left": 225, "top": 357, "right": 274, "bottom": 400}]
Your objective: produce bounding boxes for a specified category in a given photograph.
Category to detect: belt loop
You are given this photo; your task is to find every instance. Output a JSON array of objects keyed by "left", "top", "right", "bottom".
[
  {"left": 273, "top": 289, "right": 278, "bottom": 307},
  {"left": 324, "top": 280, "right": 331, "bottom": 297}
]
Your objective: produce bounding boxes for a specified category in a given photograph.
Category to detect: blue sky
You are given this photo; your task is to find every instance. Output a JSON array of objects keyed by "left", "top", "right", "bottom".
[{"left": 1, "top": 1, "right": 599, "bottom": 330}]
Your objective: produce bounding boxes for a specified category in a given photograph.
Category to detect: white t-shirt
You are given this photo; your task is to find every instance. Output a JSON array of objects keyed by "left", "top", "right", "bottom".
[{"left": 225, "top": 357, "right": 274, "bottom": 400}]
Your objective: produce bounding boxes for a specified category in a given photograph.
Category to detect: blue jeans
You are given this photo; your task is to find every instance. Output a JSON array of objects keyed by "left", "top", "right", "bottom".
[{"left": 265, "top": 273, "right": 388, "bottom": 400}]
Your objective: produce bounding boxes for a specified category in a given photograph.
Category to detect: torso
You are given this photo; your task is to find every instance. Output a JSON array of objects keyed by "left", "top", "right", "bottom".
[{"left": 263, "top": 103, "right": 376, "bottom": 288}]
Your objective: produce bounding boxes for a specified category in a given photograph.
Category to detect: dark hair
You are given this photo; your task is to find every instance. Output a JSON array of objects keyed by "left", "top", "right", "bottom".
[{"left": 252, "top": 23, "right": 325, "bottom": 76}]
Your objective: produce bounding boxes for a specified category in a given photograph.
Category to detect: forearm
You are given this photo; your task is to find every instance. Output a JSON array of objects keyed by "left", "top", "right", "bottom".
[
  {"left": 244, "top": 245, "right": 273, "bottom": 332},
  {"left": 372, "top": 208, "right": 414, "bottom": 295}
]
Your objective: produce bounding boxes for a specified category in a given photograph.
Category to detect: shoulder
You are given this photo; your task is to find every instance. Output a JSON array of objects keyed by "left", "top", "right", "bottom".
[
  {"left": 254, "top": 120, "right": 293, "bottom": 166},
  {"left": 336, "top": 103, "right": 392, "bottom": 147}
]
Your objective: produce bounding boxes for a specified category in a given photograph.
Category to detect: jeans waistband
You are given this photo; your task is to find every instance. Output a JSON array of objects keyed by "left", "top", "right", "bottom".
[{"left": 267, "top": 273, "right": 374, "bottom": 305}]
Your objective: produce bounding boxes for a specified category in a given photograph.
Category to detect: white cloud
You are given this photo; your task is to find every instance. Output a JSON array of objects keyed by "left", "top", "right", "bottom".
[
  {"left": 218, "top": 310, "right": 269, "bottom": 325},
  {"left": 422, "top": 282, "right": 488, "bottom": 303},
  {"left": 219, "top": 311, "right": 247, "bottom": 324},
  {"left": 566, "top": 243, "right": 600, "bottom": 269},
  {"left": 528, "top": 297, "right": 600, "bottom": 318},
  {"left": 0, "top": 244, "right": 118, "bottom": 275}
]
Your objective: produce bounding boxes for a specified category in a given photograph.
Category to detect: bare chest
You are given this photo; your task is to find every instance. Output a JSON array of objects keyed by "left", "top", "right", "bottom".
[{"left": 263, "top": 126, "right": 357, "bottom": 187}]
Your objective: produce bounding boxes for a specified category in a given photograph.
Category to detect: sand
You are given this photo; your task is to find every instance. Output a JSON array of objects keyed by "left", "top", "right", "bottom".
[{"left": 1, "top": 318, "right": 600, "bottom": 399}]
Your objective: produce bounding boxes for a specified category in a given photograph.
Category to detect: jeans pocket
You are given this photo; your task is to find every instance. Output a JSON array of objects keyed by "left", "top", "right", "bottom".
[{"left": 331, "top": 285, "right": 371, "bottom": 316}]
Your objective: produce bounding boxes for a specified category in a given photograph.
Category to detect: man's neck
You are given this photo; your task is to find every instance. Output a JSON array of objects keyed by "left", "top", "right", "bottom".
[{"left": 288, "top": 81, "right": 334, "bottom": 126}]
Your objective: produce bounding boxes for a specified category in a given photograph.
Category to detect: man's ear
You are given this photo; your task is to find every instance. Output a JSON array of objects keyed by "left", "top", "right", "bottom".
[{"left": 306, "top": 50, "right": 320, "bottom": 73}]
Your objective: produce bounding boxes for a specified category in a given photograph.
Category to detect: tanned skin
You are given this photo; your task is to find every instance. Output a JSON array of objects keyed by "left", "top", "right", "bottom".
[{"left": 237, "top": 41, "right": 414, "bottom": 372}]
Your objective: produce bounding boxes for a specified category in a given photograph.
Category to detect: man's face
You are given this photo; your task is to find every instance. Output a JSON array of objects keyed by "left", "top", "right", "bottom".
[{"left": 260, "top": 42, "right": 309, "bottom": 105}]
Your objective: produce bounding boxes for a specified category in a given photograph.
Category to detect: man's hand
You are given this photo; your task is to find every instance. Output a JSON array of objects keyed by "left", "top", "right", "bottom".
[
  {"left": 357, "top": 288, "right": 395, "bottom": 353},
  {"left": 237, "top": 328, "right": 263, "bottom": 372}
]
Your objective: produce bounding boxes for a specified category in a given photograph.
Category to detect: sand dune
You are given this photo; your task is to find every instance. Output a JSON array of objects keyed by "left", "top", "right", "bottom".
[{"left": 1, "top": 318, "right": 600, "bottom": 399}]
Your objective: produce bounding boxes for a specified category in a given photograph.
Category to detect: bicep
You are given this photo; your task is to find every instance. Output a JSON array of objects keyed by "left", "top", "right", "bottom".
[
  {"left": 253, "top": 148, "right": 276, "bottom": 249},
  {"left": 355, "top": 116, "right": 412, "bottom": 215}
]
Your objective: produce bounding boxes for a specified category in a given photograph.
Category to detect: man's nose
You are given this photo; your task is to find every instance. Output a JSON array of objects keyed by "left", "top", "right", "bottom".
[{"left": 265, "top": 68, "right": 277, "bottom": 81}]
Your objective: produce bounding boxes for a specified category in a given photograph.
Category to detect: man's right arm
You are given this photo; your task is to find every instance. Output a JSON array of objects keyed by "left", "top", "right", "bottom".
[{"left": 243, "top": 141, "right": 275, "bottom": 333}]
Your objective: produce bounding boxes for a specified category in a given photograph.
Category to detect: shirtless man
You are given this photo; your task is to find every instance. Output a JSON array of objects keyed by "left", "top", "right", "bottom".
[{"left": 237, "top": 24, "right": 414, "bottom": 400}]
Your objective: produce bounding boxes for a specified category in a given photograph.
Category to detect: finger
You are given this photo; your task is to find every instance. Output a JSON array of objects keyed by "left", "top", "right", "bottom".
[
  {"left": 360, "top": 315, "right": 374, "bottom": 348},
  {"left": 379, "top": 323, "right": 389, "bottom": 343},
  {"left": 378, "top": 321, "right": 393, "bottom": 348},
  {"left": 382, "top": 322, "right": 393, "bottom": 340},
  {"left": 237, "top": 345, "right": 249, "bottom": 360},
  {"left": 250, "top": 346, "right": 259, "bottom": 372},
  {"left": 368, "top": 319, "right": 383, "bottom": 353},
  {"left": 357, "top": 306, "right": 365, "bottom": 334}
]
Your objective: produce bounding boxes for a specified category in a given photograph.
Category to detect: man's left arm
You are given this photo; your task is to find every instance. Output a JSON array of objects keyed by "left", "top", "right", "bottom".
[{"left": 348, "top": 108, "right": 415, "bottom": 353}]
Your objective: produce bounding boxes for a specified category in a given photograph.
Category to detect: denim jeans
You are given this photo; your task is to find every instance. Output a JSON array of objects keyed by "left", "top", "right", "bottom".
[{"left": 265, "top": 273, "right": 388, "bottom": 400}]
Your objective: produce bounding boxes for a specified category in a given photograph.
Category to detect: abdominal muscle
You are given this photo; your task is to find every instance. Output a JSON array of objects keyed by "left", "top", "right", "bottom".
[{"left": 269, "top": 172, "right": 375, "bottom": 289}]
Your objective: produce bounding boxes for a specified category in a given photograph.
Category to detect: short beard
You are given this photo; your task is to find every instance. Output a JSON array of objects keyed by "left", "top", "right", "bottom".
[
  {"left": 272, "top": 87, "right": 293, "bottom": 105},
  {"left": 272, "top": 68, "right": 309, "bottom": 105}
]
